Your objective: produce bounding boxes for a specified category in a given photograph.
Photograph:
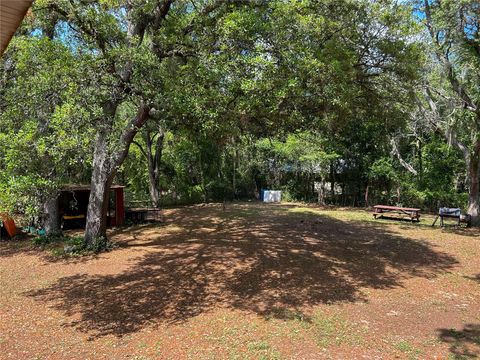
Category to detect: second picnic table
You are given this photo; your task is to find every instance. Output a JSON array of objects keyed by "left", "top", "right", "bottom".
[{"left": 373, "top": 205, "right": 421, "bottom": 222}]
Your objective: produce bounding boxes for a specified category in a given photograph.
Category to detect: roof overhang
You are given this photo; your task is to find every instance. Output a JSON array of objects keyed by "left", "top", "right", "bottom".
[
  {"left": 62, "top": 185, "right": 126, "bottom": 192},
  {"left": 1, "top": 0, "right": 33, "bottom": 56}
]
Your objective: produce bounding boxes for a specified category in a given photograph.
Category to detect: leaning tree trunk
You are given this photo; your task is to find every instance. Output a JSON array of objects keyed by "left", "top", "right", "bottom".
[{"left": 42, "top": 195, "right": 61, "bottom": 236}]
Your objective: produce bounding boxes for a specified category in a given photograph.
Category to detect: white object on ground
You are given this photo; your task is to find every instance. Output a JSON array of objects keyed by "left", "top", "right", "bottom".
[{"left": 263, "top": 190, "right": 281, "bottom": 203}]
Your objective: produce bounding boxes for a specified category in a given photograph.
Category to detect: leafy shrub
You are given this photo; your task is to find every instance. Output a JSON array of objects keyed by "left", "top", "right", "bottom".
[
  {"left": 33, "top": 233, "right": 65, "bottom": 247},
  {"left": 33, "top": 234, "right": 113, "bottom": 255}
]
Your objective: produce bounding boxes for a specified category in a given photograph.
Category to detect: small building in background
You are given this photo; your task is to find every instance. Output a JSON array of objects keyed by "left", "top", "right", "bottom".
[
  {"left": 59, "top": 185, "right": 125, "bottom": 229},
  {"left": 260, "top": 190, "right": 282, "bottom": 203}
]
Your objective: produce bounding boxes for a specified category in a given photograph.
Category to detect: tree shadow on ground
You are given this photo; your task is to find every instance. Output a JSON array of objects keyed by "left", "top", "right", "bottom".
[
  {"left": 464, "top": 274, "right": 480, "bottom": 283},
  {"left": 437, "top": 324, "right": 480, "bottom": 358},
  {"left": 439, "top": 226, "right": 480, "bottom": 238},
  {"left": 27, "top": 204, "right": 458, "bottom": 339},
  {"left": 0, "top": 235, "right": 102, "bottom": 264},
  {"left": 0, "top": 236, "right": 37, "bottom": 258}
]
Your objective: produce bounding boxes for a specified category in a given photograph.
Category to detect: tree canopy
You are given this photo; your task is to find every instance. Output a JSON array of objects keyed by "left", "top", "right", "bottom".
[{"left": 1, "top": 0, "right": 480, "bottom": 247}]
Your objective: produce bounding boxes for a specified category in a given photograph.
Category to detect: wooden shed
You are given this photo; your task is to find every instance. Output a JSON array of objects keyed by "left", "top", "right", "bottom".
[{"left": 59, "top": 185, "right": 125, "bottom": 229}]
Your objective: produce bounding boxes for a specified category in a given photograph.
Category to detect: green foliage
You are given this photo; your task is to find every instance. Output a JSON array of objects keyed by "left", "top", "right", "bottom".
[
  {"left": 33, "top": 233, "right": 112, "bottom": 255},
  {"left": 0, "top": 37, "right": 93, "bottom": 217},
  {"left": 420, "top": 138, "right": 463, "bottom": 193},
  {"left": 0, "top": 0, "right": 472, "bottom": 220},
  {"left": 369, "top": 158, "right": 398, "bottom": 184}
]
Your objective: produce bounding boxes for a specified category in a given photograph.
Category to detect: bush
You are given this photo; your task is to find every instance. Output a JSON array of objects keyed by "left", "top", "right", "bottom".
[
  {"left": 32, "top": 233, "right": 66, "bottom": 247},
  {"left": 279, "top": 189, "right": 296, "bottom": 202},
  {"left": 400, "top": 184, "right": 468, "bottom": 212},
  {"left": 33, "top": 234, "right": 113, "bottom": 255}
]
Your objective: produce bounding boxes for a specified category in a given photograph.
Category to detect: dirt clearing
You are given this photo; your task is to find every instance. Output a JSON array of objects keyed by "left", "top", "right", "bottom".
[{"left": 1, "top": 203, "right": 479, "bottom": 359}]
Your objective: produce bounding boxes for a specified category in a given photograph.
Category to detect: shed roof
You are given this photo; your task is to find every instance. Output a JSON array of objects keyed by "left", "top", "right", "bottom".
[
  {"left": 1, "top": 0, "right": 32, "bottom": 56},
  {"left": 62, "top": 184, "right": 126, "bottom": 192}
]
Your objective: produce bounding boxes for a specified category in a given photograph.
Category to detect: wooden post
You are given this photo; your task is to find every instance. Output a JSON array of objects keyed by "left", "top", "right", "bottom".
[{"left": 115, "top": 188, "right": 125, "bottom": 226}]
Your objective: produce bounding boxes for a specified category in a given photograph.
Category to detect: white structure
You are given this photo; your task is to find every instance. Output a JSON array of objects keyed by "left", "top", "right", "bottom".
[{"left": 263, "top": 190, "right": 282, "bottom": 203}]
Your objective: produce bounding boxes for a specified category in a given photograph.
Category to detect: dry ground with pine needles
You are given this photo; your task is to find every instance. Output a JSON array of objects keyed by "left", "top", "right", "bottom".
[{"left": 1, "top": 202, "right": 479, "bottom": 359}]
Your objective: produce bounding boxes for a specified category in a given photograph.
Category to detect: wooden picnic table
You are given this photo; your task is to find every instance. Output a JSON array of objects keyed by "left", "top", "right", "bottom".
[
  {"left": 126, "top": 208, "right": 163, "bottom": 223},
  {"left": 373, "top": 205, "right": 421, "bottom": 222}
]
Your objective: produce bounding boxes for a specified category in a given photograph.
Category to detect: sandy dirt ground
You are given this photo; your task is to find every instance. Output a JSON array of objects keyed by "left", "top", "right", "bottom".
[{"left": 0, "top": 203, "right": 479, "bottom": 359}]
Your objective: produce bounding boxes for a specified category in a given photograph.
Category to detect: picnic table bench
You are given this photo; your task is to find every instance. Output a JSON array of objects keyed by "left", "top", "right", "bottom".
[{"left": 373, "top": 205, "right": 421, "bottom": 222}]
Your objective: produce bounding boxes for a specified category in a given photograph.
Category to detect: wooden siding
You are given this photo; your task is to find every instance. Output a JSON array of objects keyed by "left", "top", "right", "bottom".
[{"left": 0, "top": 0, "right": 32, "bottom": 55}]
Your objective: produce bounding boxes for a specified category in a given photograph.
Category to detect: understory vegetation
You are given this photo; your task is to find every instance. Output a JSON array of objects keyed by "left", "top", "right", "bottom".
[{"left": 1, "top": 0, "right": 479, "bottom": 248}]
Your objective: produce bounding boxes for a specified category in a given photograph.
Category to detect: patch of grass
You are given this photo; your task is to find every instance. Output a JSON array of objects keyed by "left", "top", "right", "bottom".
[
  {"left": 309, "top": 310, "right": 365, "bottom": 348},
  {"left": 263, "top": 307, "right": 312, "bottom": 341},
  {"left": 265, "top": 307, "right": 309, "bottom": 322},
  {"left": 248, "top": 340, "right": 270, "bottom": 351},
  {"left": 244, "top": 340, "right": 281, "bottom": 360},
  {"left": 199, "top": 315, "right": 268, "bottom": 358},
  {"left": 394, "top": 340, "right": 422, "bottom": 358},
  {"left": 395, "top": 340, "right": 414, "bottom": 352},
  {"left": 224, "top": 207, "right": 263, "bottom": 220},
  {"left": 447, "top": 354, "right": 469, "bottom": 360},
  {"left": 137, "top": 341, "right": 148, "bottom": 349},
  {"left": 287, "top": 206, "right": 436, "bottom": 230},
  {"left": 288, "top": 207, "right": 372, "bottom": 222}
]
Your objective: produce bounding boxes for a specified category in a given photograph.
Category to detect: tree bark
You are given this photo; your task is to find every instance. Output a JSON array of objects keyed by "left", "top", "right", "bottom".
[
  {"left": 330, "top": 161, "right": 336, "bottom": 204},
  {"left": 467, "top": 147, "right": 480, "bottom": 225},
  {"left": 198, "top": 151, "right": 207, "bottom": 203},
  {"left": 84, "top": 104, "right": 150, "bottom": 247},
  {"left": 364, "top": 184, "right": 369, "bottom": 208},
  {"left": 145, "top": 126, "right": 164, "bottom": 208},
  {"left": 147, "top": 169, "right": 161, "bottom": 208},
  {"left": 42, "top": 195, "right": 60, "bottom": 236},
  {"left": 84, "top": 129, "right": 114, "bottom": 244},
  {"left": 232, "top": 147, "right": 237, "bottom": 200},
  {"left": 317, "top": 180, "right": 326, "bottom": 205}
]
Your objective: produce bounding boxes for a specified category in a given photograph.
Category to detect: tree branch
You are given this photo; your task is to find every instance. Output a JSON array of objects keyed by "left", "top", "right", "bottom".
[
  {"left": 132, "top": 139, "right": 148, "bottom": 159},
  {"left": 390, "top": 137, "right": 418, "bottom": 176},
  {"left": 112, "top": 103, "right": 151, "bottom": 169}
]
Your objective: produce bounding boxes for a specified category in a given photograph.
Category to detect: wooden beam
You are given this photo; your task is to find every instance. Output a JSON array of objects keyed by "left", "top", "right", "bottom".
[{"left": 0, "top": 0, "right": 33, "bottom": 56}]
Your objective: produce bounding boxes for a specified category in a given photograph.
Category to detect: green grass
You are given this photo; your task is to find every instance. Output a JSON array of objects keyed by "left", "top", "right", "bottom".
[
  {"left": 245, "top": 340, "right": 281, "bottom": 360},
  {"left": 309, "top": 310, "right": 365, "bottom": 348},
  {"left": 394, "top": 340, "right": 422, "bottom": 359},
  {"left": 287, "top": 206, "right": 443, "bottom": 233}
]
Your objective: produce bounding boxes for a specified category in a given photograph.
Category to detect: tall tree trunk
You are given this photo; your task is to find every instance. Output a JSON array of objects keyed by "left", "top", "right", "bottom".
[
  {"left": 467, "top": 149, "right": 480, "bottom": 225},
  {"left": 232, "top": 148, "right": 237, "bottom": 200},
  {"left": 198, "top": 151, "right": 207, "bottom": 203},
  {"left": 147, "top": 171, "right": 161, "bottom": 207},
  {"left": 318, "top": 180, "right": 326, "bottom": 206},
  {"left": 330, "top": 161, "right": 335, "bottom": 204},
  {"left": 364, "top": 184, "right": 369, "bottom": 208},
  {"left": 42, "top": 195, "right": 60, "bottom": 236},
  {"left": 417, "top": 139, "right": 423, "bottom": 183},
  {"left": 84, "top": 104, "right": 150, "bottom": 247},
  {"left": 85, "top": 130, "right": 113, "bottom": 244},
  {"left": 145, "top": 126, "right": 164, "bottom": 208}
]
